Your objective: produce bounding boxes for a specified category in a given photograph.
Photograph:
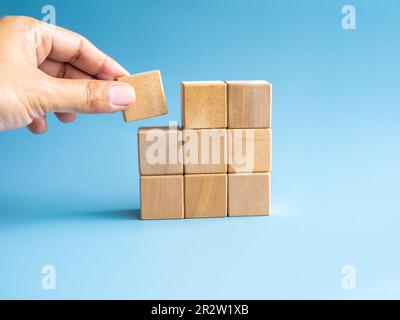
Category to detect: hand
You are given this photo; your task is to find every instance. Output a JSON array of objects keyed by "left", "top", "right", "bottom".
[{"left": 0, "top": 16, "right": 135, "bottom": 134}]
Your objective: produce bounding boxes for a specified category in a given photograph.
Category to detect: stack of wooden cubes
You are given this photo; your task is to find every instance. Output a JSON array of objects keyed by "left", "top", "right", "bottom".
[{"left": 138, "top": 80, "right": 271, "bottom": 220}]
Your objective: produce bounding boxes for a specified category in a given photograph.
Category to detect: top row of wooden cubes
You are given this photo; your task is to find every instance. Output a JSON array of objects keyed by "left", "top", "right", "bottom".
[{"left": 181, "top": 81, "right": 272, "bottom": 129}]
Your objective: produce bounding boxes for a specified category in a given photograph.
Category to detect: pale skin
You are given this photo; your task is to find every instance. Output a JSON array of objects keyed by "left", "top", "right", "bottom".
[{"left": 0, "top": 16, "right": 136, "bottom": 134}]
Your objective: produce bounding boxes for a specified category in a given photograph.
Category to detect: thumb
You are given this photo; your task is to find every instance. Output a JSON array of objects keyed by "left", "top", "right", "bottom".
[{"left": 41, "top": 77, "right": 135, "bottom": 114}]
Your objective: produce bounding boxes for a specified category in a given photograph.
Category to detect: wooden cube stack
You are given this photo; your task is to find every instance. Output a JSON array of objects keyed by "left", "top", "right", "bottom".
[{"left": 138, "top": 80, "right": 271, "bottom": 220}]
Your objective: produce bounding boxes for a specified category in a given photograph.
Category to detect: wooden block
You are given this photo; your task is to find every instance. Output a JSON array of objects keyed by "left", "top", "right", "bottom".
[
  {"left": 181, "top": 81, "right": 227, "bottom": 128},
  {"left": 183, "top": 129, "right": 227, "bottom": 174},
  {"left": 228, "top": 129, "right": 271, "bottom": 173},
  {"left": 118, "top": 70, "right": 168, "bottom": 122},
  {"left": 184, "top": 174, "right": 227, "bottom": 218},
  {"left": 226, "top": 81, "right": 271, "bottom": 128},
  {"left": 228, "top": 173, "right": 270, "bottom": 216},
  {"left": 138, "top": 126, "right": 183, "bottom": 175},
  {"left": 140, "top": 175, "right": 184, "bottom": 220}
]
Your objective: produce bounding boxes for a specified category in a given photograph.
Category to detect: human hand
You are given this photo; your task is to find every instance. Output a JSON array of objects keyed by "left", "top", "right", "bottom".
[{"left": 0, "top": 16, "right": 135, "bottom": 134}]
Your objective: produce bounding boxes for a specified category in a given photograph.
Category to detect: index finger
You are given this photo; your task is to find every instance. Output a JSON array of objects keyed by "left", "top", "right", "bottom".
[{"left": 41, "top": 22, "right": 129, "bottom": 80}]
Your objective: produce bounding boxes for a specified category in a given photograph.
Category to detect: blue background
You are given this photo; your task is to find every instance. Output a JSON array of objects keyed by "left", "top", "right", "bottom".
[{"left": 1, "top": 0, "right": 400, "bottom": 299}]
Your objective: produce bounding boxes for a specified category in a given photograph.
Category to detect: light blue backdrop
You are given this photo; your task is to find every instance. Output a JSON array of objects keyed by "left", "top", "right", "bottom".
[{"left": 0, "top": 0, "right": 399, "bottom": 299}]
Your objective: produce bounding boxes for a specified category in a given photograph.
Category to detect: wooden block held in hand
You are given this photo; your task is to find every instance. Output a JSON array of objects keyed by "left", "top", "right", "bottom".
[
  {"left": 226, "top": 81, "right": 271, "bottom": 128},
  {"left": 185, "top": 174, "right": 227, "bottom": 218},
  {"left": 183, "top": 129, "right": 227, "bottom": 174},
  {"left": 138, "top": 126, "right": 183, "bottom": 175},
  {"left": 118, "top": 70, "right": 168, "bottom": 122},
  {"left": 228, "top": 173, "right": 270, "bottom": 216},
  {"left": 140, "top": 175, "right": 184, "bottom": 220},
  {"left": 181, "top": 81, "right": 227, "bottom": 128},
  {"left": 228, "top": 129, "right": 271, "bottom": 173}
]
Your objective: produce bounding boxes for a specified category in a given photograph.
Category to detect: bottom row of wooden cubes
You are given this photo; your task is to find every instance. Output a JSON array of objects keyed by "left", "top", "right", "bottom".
[{"left": 140, "top": 173, "right": 270, "bottom": 220}]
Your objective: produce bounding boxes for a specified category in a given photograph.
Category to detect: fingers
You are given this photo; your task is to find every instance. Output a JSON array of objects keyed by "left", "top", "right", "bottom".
[
  {"left": 27, "top": 112, "right": 75, "bottom": 135},
  {"left": 27, "top": 116, "right": 48, "bottom": 135},
  {"left": 55, "top": 112, "right": 76, "bottom": 123},
  {"left": 39, "top": 22, "right": 129, "bottom": 80},
  {"left": 39, "top": 58, "right": 94, "bottom": 80},
  {"left": 41, "top": 77, "right": 135, "bottom": 114}
]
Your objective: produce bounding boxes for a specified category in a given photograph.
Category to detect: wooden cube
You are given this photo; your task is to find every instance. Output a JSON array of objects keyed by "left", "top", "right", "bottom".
[
  {"left": 226, "top": 81, "right": 271, "bottom": 128},
  {"left": 183, "top": 129, "right": 227, "bottom": 174},
  {"left": 138, "top": 126, "right": 183, "bottom": 175},
  {"left": 228, "top": 129, "right": 271, "bottom": 173},
  {"left": 184, "top": 174, "right": 227, "bottom": 218},
  {"left": 140, "top": 175, "right": 184, "bottom": 220},
  {"left": 181, "top": 81, "right": 227, "bottom": 128},
  {"left": 228, "top": 173, "right": 270, "bottom": 216},
  {"left": 118, "top": 70, "right": 168, "bottom": 122}
]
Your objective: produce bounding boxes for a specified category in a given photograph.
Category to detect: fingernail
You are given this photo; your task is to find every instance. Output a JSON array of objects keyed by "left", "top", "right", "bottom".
[{"left": 110, "top": 84, "right": 135, "bottom": 107}]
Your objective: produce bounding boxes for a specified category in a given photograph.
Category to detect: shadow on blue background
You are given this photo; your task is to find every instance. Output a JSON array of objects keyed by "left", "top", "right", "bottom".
[
  {"left": 1, "top": 0, "right": 400, "bottom": 299},
  {"left": 0, "top": 206, "right": 141, "bottom": 224}
]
